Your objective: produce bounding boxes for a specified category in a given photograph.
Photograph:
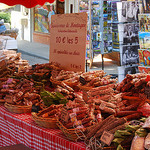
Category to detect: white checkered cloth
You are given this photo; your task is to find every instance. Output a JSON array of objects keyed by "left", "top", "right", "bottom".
[{"left": 0, "top": 106, "right": 86, "bottom": 150}]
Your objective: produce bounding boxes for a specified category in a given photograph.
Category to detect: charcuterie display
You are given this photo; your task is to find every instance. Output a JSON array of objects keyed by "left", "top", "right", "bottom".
[{"left": 1, "top": 54, "right": 150, "bottom": 150}]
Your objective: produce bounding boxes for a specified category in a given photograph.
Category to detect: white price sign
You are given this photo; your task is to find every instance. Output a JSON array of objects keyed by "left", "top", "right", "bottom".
[{"left": 50, "top": 13, "right": 87, "bottom": 72}]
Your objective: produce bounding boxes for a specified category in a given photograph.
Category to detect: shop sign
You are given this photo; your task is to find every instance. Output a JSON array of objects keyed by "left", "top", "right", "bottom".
[{"left": 50, "top": 12, "right": 87, "bottom": 72}]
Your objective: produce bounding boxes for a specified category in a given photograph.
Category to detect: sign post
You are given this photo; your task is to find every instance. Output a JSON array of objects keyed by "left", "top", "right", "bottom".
[{"left": 50, "top": 12, "right": 87, "bottom": 72}]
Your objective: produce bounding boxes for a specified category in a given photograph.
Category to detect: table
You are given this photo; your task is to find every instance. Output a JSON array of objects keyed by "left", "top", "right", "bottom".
[{"left": 0, "top": 106, "right": 86, "bottom": 150}]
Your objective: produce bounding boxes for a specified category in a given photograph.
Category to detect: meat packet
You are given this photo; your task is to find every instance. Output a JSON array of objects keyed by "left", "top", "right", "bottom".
[
  {"left": 130, "top": 135, "right": 145, "bottom": 150},
  {"left": 142, "top": 116, "right": 150, "bottom": 129},
  {"left": 145, "top": 133, "right": 150, "bottom": 149}
]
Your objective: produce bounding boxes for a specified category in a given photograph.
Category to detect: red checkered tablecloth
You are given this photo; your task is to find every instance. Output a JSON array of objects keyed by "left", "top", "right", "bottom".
[{"left": 0, "top": 106, "right": 86, "bottom": 150}]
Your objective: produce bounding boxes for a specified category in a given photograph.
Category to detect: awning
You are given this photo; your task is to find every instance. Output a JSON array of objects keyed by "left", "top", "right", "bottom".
[
  {"left": 0, "top": 0, "right": 64, "bottom": 8},
  {"left": 0, "top": 3, "right": 14, "bottom": 10}
]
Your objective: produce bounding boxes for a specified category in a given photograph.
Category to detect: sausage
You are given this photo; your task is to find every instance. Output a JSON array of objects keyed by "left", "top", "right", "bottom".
[
  {"left": 124, "top": 112, "right": 142, "bottom": 121},
  {"left": 95, "top": 117, "right": 126, "bottom": 138},
  {"left": 115, "top": 111, "right": 138, "bottom": 117},
  {"left": 86, "top": 115, "right": 115, "bottom": 139},
  {"left": 119, "top": 102, "right": 140, "bottom": 111}
]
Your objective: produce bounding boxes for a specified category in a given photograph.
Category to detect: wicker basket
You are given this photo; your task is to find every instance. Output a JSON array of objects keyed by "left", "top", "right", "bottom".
[
  {"left": 0, "top": 99, "right": 5, "bottom": 105},
  {"left": 57, "top": 119, "right": 86, "bottom": 142},
  {"left": 31, "top": 112, "right": 58, "bottom": 129},
  {"left": 4, "top": 102, "right": 32, "bottom": 114},
  {"left": 103, "top": 145, "right": 130, "bottom": 150}
]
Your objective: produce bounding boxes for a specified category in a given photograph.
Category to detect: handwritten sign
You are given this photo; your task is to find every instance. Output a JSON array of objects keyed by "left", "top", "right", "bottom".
[
  {"left": 50, "top": 12, "right": 87, "bottom": 72},
  {"left": 100, "top": 131, "right": 114, "bottom": 146}
]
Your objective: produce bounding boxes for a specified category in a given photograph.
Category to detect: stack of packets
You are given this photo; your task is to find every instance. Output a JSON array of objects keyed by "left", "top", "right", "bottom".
[
  {"left": 0, "top": 49, "right": 30, "bottom": 70},
  {"left": 138, "top": 49, "right": 150, "bottom": 73}
]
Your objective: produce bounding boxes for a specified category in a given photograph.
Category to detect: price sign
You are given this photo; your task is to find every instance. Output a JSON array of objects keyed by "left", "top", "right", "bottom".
[
  {"left": 50, "top": 13, "right": 87, "bottom": 72},
  {"left": 100, "top": 131, "right": 114, "bottom": 146}
]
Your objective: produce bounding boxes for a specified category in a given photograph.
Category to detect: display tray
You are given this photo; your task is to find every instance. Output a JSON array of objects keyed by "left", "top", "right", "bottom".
[
  {"left": 31, "top": 112, "right": 58, "bottom": 129},
  {"left": 4, "top": 102, "right": 32, "bottom": 114}
]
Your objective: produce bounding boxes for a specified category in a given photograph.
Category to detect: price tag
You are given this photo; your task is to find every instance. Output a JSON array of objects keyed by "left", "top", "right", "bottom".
[
  {"left": 100, "top": 131, "right": 114, "bottom": 146},
  {"left": 74, "top": 120, "right": 82, "bottom": 126},
  {"left": 73, "top": 107, "right": 79, "bottom": 113},
  {"left": 97, "top": 113, "right": 102, "bottom": 119},
  {"left": 69, "top": 112, "right": 77, "bottom": 122},
  {"left": 99, "top": 102, "right": 106, "bottom": 110},
  {"left": 60, "top": 108, "right": 69, "bottom": 123}
]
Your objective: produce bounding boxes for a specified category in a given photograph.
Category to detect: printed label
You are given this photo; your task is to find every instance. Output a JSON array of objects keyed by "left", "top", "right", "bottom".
[
  {"left": 73, "top": 107, "right": 79, "bottom": 113},
  {"left": 100, "top": 131, "right": 114, "bottom": 146},
  {"left": 60, "top": 108, "right": 69, "bottom": 123},
  {"left": 69, "top": 112, "right": 77, "bottom": 122},
  {"left": 99, "top": 102, "right": 106, "bottom": 110},
  {"left": 74, "top": 120, "right": 82, "bottom": 126}
]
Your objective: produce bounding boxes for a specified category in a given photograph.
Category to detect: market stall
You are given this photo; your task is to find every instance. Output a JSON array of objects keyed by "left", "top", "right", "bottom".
[
  {"left": 0, "top": 46, "right": 150, "bottom": 150},
  {"left": 0, "top": 1, "right": 150, "bottom": 150}
]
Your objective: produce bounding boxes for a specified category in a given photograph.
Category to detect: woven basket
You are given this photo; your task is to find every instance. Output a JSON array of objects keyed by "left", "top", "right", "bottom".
[
  {"left": 31, "top": 112, "right": 58, "bottom": 129},
  {"left": 0, "top": 99, "right": 5, "bottom": 105},
  {"left": 103, "top": 145, "right": 130, "bottom": 150},
  {"left": 4, "top": 102, "right": 32, "bottom": 114},
  {"left": 57, "top": 119, "right": 86, "bottom": 142}
]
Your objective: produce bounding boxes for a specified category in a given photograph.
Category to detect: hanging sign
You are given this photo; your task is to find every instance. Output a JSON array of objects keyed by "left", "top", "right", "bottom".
[{"left": 49, "top": 12, "right": 87, "bottom": 72}]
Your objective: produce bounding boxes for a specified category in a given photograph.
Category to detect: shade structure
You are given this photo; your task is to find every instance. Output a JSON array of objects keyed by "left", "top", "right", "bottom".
[
  {"left": 0, "top": 0, "right": 64, "bottom": 8},
  {"left": 0, "top": 3, "right": 14, "bottom": 10}
]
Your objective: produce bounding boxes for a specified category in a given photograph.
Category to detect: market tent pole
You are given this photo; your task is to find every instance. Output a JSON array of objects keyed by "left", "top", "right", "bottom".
[
  {"left": 0, "top": 0, "right": 64, "bottom": 8},
  {"left": 89, "top": 0, "right": 93, "bottom": 69}
]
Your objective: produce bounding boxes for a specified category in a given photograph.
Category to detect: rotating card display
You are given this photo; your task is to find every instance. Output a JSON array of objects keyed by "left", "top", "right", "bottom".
[{"left": 138, "top": 11, "right": 150, "bottom": 74}]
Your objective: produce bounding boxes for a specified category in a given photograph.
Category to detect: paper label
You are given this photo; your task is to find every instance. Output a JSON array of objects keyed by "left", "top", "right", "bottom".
[
  {"left": 60, "top": 108, "right": 69, "bottom": 123},
  {"left": 7, "top": 78, "right": 13, "bottom": 84},
  {"left": 100, "top": 131, "right": 114, "bottom": 146},
  {"left": 99, "top": 102, "right": 106, "bottom": 110},
  {"left": 69, "top": 112, "right": 77, "bottom": 122},
  {"left": 74, "top": 120, "right": 82, "bottom": 126},
  {"left": 73, "top": 107, "right": 79, "bottom": 113},
  {"left": 97, "top": 113, "right": 102, "bottom": 119}
]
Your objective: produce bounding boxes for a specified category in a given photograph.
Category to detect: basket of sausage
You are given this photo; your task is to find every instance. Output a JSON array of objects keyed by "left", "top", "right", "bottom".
[
  {"left": 4, "top": 102, "right": 32, "bottom": 114},
  {"left": 50, "top": 70, "right": 83, "bottom": 88},
  {"left": 56, "top": 101, "right": 96, "bottom": 142},
  {"left": 78, "top": 72, "right": 117, "bottom": 91},
  {"left": 32, "top": 104, "right": 63, "bottom": 129}
]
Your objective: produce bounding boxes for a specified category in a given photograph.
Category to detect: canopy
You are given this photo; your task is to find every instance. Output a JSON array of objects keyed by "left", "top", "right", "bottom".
[
  {"left": 0, "top": 0, "right": 64, "bottom": 8},
  {"left": 0, "top": 3, "right": 14, "bottom": 10}
]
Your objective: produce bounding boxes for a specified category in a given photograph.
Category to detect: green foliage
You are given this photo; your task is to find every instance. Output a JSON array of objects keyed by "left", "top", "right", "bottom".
[{"left": 0, "top": 12, "right": 11, "bottom": 23}]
